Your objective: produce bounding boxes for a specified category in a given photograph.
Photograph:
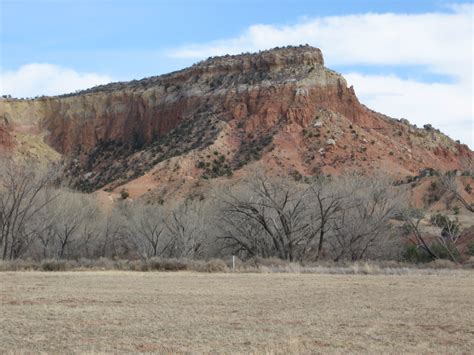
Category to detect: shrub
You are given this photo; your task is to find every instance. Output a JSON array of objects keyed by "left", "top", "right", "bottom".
[
  {"left": 465, "top": 184, "right": 472, "bottom": 194},
  {"left": 430, "top": 242, "right": 460, "bottom": 260},
  {"left": 120, "top": 189, "right": 129, "bottom": 200},
  {"left": 197, "top": 259, "right": 229, "bottom": 273},
  {"left": 147, "top": 258, "right": 188, "bottom": 271},
  {"left": 424, "top": 181, "right": 444, "bottom": 205},
  {"left": 402, "top": 245, "right": 433, "bottom": 263},
  {"left": 0, "top": 259, "right": 38, "bottom": 271},
  {"left": 430, "top": 213, "right": 460, "bottom": 238},
  {"left": 427, "top": 259, "right": 457, "bottom": 269},
  {"left": 467, "top": 243, "right": 474, "bottom": 256},
  {"left": 247, "top": 257, "right": 290, "bottom": 268},
  {"left": 40, "top": 259, "right": 67, "bottom": 271}
]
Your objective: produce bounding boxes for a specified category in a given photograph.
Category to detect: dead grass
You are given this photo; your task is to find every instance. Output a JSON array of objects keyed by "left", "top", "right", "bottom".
[
  {"left": 1, "top": 257, "right": 472, "bottom": 274},
  {"left": 1, "top": 271, "right": 473, "bottom": 353}
]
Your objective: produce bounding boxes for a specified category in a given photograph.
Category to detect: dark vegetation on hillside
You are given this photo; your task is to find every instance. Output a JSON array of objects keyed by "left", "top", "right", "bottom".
[
  {"left": 65, "top": 113, "right": 282, "bottom": 191},
  {"left": 65, "top": 112, "right": 224, "bottom": 192}
]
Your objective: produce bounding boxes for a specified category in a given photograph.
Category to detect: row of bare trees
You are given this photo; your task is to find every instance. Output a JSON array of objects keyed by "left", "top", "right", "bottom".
[
  {"left": 217, "top": 174, "right": 404, "bottom": 261},
  {"left": 1, "top": 158, "right": 470, "bottom": 262}
]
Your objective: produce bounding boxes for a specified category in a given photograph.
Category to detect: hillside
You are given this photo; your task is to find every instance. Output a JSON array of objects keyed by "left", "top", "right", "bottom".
[{"left": 1, "top": 45, "right": 472, "bottom": 200}]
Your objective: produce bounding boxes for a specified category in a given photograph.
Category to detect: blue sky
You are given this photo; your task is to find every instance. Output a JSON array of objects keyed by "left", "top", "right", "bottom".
[
  {"left": 1, "top": 0, "right": 460, "bottom": 79},
  {"left": 1, "top": 0, "right": 473, "bottom": 146}
]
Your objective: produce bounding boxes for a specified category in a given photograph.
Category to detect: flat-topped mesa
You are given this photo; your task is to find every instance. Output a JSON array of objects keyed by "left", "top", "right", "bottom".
[
  {"left": 190, "top": 45, "right": 324, "bottom": 75},
  {"left": 13, "top": 45, "right": 325, "bottom": 97},
  {"left": 1, "top": 45, "right": 472, "bottom": 192}
]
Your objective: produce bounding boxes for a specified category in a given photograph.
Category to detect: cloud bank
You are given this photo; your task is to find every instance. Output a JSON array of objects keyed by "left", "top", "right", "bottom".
[
  {"left": 0, "top": 63, "right": 113, "bottom": 98},
  {"left": 168, "top": 4, "right": 473, "bottom": 147}
]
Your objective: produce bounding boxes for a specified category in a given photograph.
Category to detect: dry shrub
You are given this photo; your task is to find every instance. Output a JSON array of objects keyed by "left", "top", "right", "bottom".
[
  {"left": 148, "top": 258, "right": 189, "bottom": 271},
  {"left": 0, "top": 257, "right": 466, "bottom": 273},
  {"left": 427, "top": 259, "right": 458, "bottom": 269},
  {"left": 40, "top": 259, "right": 68, "bottom": 271},
  {"left": 349, "top": 262, "right": 381, "bottom": 274},
  {"left": 246, "top": 257, "right": 289, "bottom": 268},
  {"left": 90, "top": 257, "right": 119, "bottom": 270},
  {"left": 196, "top": 259, "right": 229, "bottom": 273},
  {"left": 0, "top": 259, "right": 38, "bottom": 271},
  {"left": 129, "top": 260, "right": 149, "bottom": 271},
  {"left": 464, "top": 256, "right": 474, "bottom": 269}
]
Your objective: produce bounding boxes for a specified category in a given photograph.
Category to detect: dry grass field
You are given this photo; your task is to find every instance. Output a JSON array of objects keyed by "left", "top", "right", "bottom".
[{"left": 1, "top": 271, "right": 473, "bottom": 354}]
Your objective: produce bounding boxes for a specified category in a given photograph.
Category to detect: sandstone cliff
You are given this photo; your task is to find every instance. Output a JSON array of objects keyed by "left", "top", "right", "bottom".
[{"left": 1, "top": 45, "right": 472, "bottom": 197}]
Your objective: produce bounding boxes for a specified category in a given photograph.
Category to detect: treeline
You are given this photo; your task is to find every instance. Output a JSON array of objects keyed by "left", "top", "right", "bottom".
[{"left": 0, "top": 159, "right": 470, "bottom": 263}]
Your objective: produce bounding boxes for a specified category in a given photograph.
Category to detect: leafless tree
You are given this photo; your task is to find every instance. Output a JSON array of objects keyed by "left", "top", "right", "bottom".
[
  {"left": 430, "top": 213, "right": 462, "bottom": 262},
  {"left": 328, "top": 175, "right": 404, "bottom": 261},
  {"left": 400, "top": 208, "right": 438, "bottom": 259},
  {"left": 217, "top": 175, "right": 317, "bottom": 261},
  {"left": 76, "top": 199, "right": 103, "bottom": 258},
  {"left": 99, "top": 207, "right": 127, "bottom": 258},
  {"left": 440, "top": 169, "right": 473, "bottom": 213},
  {"left": 0, "top": 159, "right": 58, "bottom": 260},
  {"left": 165, "top": 199, "right": 209, "bottom": 259},
  {"left": 306, "top": 177, "right": 344, "bottom": 260},
  {"left": 120, "top": 202, "right": 167, "bottom": 260},
  {"left": 47, "top": 191, "right": 96, "bottom": 259}
]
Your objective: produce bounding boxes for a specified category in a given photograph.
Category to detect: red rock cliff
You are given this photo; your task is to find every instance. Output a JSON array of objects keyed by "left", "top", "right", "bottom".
[{"left": 0, "top": 46, "right": 472, "bottom": 192}]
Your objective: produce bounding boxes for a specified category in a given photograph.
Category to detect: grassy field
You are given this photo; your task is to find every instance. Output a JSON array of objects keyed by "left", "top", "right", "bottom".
[{"left": 1, "top": 271, "right": 473, "bottom": 353}]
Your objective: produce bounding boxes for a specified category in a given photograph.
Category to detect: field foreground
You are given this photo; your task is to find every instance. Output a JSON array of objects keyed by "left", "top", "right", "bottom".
[{"left": 1, "top": 271, "right": 473, "bottom": 353}]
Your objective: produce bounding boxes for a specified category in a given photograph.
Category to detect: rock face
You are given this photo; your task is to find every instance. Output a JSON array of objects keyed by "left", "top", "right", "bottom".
[{"left": 1, "top": 45, "right": 472, "bottom": 195}]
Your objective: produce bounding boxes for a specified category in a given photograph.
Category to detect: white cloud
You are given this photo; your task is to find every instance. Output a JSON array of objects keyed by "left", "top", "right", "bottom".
[
  {"left": 168, "top": 5, "right": 472, "bottom": 80},
  {"left": 345, "top": 73, "right": 473, "bottom": 147},
  {"left": 0, "top": 63, "right": 113, "bottom": 98},
  {"left": 168, "top": 4, "right": 473, "bottom": 147}
]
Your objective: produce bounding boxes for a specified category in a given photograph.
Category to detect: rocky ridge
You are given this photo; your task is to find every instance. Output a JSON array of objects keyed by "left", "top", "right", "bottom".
[{"left": 0, "top": 45, "right": 472, "bottom": 198}]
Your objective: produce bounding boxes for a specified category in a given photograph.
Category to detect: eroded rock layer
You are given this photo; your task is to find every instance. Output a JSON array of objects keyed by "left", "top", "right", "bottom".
[{"left": 1, "top": 46, "right": 472, "bottom": 196}]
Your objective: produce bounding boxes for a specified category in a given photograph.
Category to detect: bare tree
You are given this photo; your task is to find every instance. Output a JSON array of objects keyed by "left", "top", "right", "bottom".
[
  {"left": 165, "top": 199, "right": 209, "bottom": 259},
  {"left": 400, "top": 208, "right": 438, "bottom": 260},
  {"left": 217, "top": 175, "right": 316, "bottom": 261},
  {"left": 0, "top": 159, "right": 58, "bottom": 260},
  {"left": 76, "top": 199, "right": 103, "bottom": 258},
  {"left": 121, "top": 202, "right": 166, "bottom": 260},
  {"left": 440, "top": 170, "right": 473, "bottom": 213},
  {"left": 99, "top": 207, "right": 127, "bottom": 258},
  {"left": 307, "top": 177, "right": 344, "bottom": 260},
  {"left": 328, "top": 175, "right": 404, "bottom": 261},
  {"left": 430, "top": 213, "right": 462, "bottom": 262},
  {"left": 29, "top": 188, "right": 61, "bottom": 259},
  {"left": 48, "top": 192, "right": 96, "bottom": 259}
]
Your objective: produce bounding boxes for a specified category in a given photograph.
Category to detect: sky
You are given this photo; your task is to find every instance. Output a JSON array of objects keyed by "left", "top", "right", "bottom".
[{"left": 0, "top": 0, "right": 473, "bottom": 147}]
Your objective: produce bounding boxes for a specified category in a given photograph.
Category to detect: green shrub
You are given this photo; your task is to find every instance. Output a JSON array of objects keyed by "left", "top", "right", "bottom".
[
  {"left": 120, "top": 189, "right": 129, "bottom": 200},
  {"left": 424, "top": 181, "right": 444, "bottom": 205},
  {"left": 402, "top": 245, "right": 433, "bottom": 263},
  {"left": 465, "top": 184, "right": 472, "bottom": 194},
  {"left": 430, "top": 242, "right": 460, "bottom": 260},
  {"left": 467, "top": 243, "right": 474, "bottom": 256},
  {"left": 196, "top": 161, "right": 206, "bottom": 169}
]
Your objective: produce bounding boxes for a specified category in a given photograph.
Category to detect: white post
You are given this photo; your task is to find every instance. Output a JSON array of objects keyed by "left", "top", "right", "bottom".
[{"left": 232, "top": 255, "right": 235, "bottom": 270}]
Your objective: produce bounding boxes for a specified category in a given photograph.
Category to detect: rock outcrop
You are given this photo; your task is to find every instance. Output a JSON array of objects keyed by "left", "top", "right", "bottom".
[{"left": 1, "top": 45, "right": 472, "bottom": 196}]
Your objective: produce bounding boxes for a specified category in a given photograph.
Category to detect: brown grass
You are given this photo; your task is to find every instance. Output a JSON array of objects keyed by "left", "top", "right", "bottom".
[
  {"left": 1, "top": 271, "right": 473, "bottom": 353},
  {"left": 1, "top": 257, "right": 472, "bottom": 274}
]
